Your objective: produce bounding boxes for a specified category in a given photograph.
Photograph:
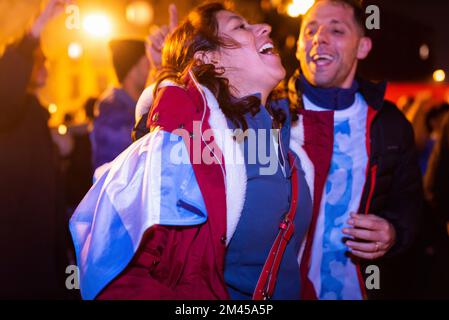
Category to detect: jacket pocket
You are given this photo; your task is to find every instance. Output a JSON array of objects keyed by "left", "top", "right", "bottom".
[
  {"left": 177, "top": 168, "right": 208, "bottom": 222},
  {"left": 134, "top": 226, "right": 170, "bottom": 279}
]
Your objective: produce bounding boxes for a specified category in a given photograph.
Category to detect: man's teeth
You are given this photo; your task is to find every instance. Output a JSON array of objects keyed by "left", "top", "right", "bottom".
[
  {"left": 259, "top": 43, "right": 274, "bottom": 54},
  {"left": 312, "top": 54, "right": 334, "bottom": 62}
]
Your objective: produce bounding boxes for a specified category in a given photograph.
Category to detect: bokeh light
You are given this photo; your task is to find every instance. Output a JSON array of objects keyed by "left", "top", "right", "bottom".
[
  {"left": 68, "top": 42, "right": 83, "bottom": 59},
  {"left": 58, "top": 124, "right": 68, "bottom": 135},
  {"left": 48, "top": 103, "right": 58, "bottom": 114},
  {"left": 433, "top": 69, "right": 446, "bottom": 82},
  {"left": 83, "top": 14, "right": 112, "bottom": 38},
  {"left": 419, "top": 44, "right": 430, "bottom": 60},
  {"left": 126, "top": 1, "right": 154, "bottom": 26},
  {"left": 285, "top": 35, "right": 297, "bottom": 49},
  {"left": 287, "top": 0, "right": 315, "bottom": 18}
]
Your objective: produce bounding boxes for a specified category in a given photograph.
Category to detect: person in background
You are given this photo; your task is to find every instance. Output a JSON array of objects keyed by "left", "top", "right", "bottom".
[
  {"left": 419, "top": 103, "right": 449, "bottom": 174},
  {"left": 64, "top": 99, "right": 97, "bottom": 213},
  {"left": 0, "top": 0, "right": 71, "bottom": 299},
  {"left": 422, "top": 112, "right": 449, "bottom": 298},
  {"left": 90, "top": 39, "right": 150, "bottom": 169},
  {"left": 400, "top": 93, "right": 433, "bottom": 155},
  {"left": 90, "top": 3, "right": 180, "bottom": 172},
  {"left": 399, "top": 92, "right": 444, "bottom": 175}
]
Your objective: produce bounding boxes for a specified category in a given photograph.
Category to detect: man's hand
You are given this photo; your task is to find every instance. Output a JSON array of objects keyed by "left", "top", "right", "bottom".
[
  {"left": 31, "top": 0, "right": 73, "bottom": 39},
  {"left": 146, "top": 3, "right": 178, "bottom": 71},
  {"left": 342, "top": 213, "right": 396, "bottom": 260}
]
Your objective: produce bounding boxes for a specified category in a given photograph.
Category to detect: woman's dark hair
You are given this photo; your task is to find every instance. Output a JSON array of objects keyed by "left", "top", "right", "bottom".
[{"left": 154, "top": 1, "right": 285, "bottom": 131}]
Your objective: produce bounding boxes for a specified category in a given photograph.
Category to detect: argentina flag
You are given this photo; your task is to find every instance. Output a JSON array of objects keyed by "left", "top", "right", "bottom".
[{"left": 69, "top": 128, "right": 208, "bottom": 300}]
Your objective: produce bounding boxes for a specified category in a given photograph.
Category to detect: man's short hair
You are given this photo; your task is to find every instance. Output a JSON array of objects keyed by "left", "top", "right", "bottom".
[{"left": 304, "top": 0, "right": 366, "bottom": 35}]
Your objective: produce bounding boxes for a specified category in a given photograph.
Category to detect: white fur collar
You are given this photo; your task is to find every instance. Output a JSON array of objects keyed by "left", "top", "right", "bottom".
[
  {"left": 135, "top": 82, "right": 247, "bottom": 245},
  {"left": 201, "top": 86, "right": 247, "bottom": 246},
  {"left": 135, "top": 80, "right": 175, "bottom": 123},
  {"left": 136, "top": 81, "right": 317, "bottom": 250},
  {"left": 290, "top": 115, "right": 314, "bottom": 199},
  {"left": 289, "top": 115, "right": 315, "bottom": 266}
]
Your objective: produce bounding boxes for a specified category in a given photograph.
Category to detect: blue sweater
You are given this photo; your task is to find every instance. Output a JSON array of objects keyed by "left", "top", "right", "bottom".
[
  {"left": 224, "top": 101, "right": 313, "bottom": 300},
  {"left": 91, "top": 88, "right": 136, "bottom": 169}
]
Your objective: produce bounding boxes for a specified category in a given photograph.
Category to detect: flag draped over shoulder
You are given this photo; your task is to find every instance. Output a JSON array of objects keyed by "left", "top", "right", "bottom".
[{"left": 69, "top": 128, "right": 207, "bottom": 300}]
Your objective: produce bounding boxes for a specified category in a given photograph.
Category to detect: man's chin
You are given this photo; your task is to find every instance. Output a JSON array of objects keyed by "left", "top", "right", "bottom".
[{"left": 306, "top": 74, "right": 337, "bottom": 88}]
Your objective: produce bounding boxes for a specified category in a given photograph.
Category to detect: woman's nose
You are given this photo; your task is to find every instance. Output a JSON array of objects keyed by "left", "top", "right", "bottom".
[{"left": 254, "top": 23, "right": 272, "bottom": 37}]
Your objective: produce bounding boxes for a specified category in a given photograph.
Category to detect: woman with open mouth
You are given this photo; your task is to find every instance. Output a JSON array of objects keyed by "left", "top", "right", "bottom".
[{"left": 70, "top": 1, "right": 315, "bottom": 300}]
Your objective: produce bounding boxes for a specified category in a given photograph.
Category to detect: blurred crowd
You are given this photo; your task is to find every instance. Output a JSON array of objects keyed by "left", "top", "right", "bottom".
[{"left": 396, "top": 94, "right": 449, "bottom": 299}]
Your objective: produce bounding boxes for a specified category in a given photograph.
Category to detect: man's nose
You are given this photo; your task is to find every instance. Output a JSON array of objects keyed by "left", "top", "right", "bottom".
[{"left": 313, "top": 26, "right": 329, "bottom": 46}]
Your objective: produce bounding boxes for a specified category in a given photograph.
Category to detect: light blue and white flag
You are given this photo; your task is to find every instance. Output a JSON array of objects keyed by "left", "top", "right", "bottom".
[{"left": 69, "top": 129, "right": 207, "bottom": 300}]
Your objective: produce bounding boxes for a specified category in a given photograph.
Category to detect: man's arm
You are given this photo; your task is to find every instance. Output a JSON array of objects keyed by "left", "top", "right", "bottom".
[
  {"left": 378, "top": 117, "right": 423, "bottom": 256},
  {"left": 0, "top": 0, "right": 70, "bottom": 131},
  {"left": 344, "top": 109, "right": 423, "bottom": 260}
]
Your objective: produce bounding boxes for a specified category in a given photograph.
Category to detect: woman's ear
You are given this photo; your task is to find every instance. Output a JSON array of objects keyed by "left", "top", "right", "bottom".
[
  {"left": 357, "top": 37, "right": 372, "bottom": 60},
  {"left": 194, "top": 50, "right": 220, "bottom": 66}
]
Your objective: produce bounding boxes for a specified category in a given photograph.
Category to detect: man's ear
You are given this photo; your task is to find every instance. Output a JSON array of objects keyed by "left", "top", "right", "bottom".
[
  {"left": 357, "top": 37, "right": 372, "bottom": 60},
  {"left": 194, "top": 50, "right": 220, "bottom": 66}
]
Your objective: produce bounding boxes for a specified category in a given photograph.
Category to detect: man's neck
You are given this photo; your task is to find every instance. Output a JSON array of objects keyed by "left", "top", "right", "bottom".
[{"left": 299, "top": 74, "right": 359, "bottom": 111}]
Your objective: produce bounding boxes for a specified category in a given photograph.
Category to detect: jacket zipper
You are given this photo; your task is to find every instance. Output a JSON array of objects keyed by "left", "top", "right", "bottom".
[
  {"left": 364, "top": 164, "right": 378, "bottom": 214},
  {"left": 277, "top": 124, "right": 288, "bottom": 178},
  {"left": 355, "top": 106, "right": 379, "bottom": 300}
]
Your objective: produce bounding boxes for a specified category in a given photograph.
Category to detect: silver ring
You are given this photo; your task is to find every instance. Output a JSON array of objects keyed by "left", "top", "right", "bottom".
[{"left": 375, "top": 242, "right": 380, "bottom": 252}]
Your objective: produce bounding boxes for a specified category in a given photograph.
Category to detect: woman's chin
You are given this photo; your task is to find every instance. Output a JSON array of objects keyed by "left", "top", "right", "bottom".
[{"left": 270, "top": 67, "right": 286, "bottom": 86}]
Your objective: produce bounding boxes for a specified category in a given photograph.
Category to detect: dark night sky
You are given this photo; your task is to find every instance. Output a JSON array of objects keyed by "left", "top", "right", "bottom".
[
  {"left": 260, "top": 0, "right": 449, "bottom": 82},
  {"left": 369, "top": 0, "right": 449, "bottom": 80}
]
